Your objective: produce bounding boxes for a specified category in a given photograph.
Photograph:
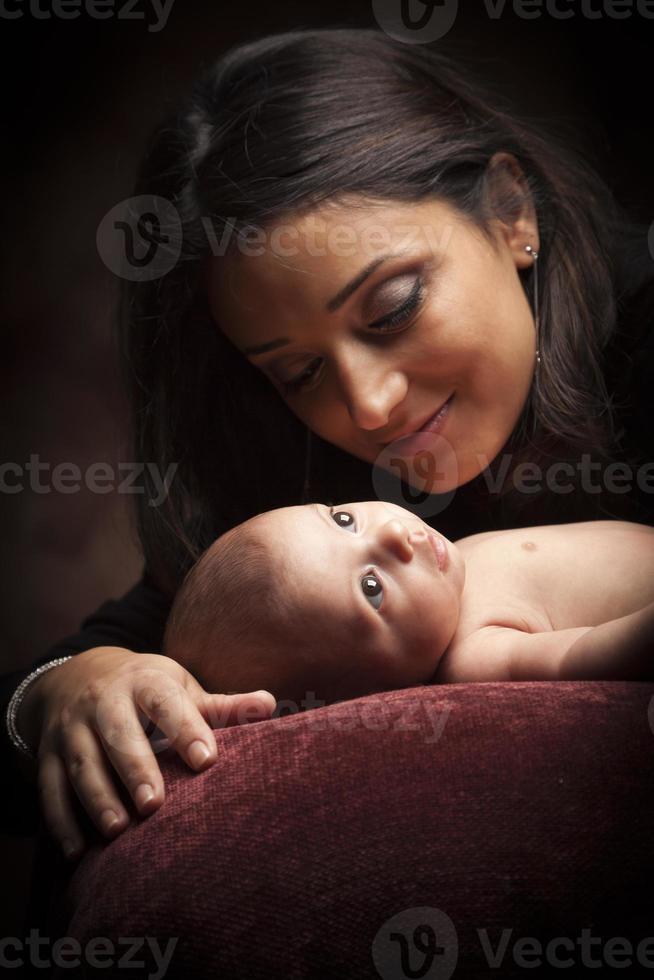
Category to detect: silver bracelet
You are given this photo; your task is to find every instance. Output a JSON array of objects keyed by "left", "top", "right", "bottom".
[{"left": 6, "top": 656, "right": 75, "bottom": 761}]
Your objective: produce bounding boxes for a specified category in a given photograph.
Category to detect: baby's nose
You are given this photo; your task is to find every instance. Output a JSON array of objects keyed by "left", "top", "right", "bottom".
[{"left": 379, "top": 519, "right": 425, "bottom": 560}]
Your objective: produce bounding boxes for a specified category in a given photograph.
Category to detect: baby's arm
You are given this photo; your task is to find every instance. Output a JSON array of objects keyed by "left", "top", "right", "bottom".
[
  {"left": 557, "top": 600, "right": 654, "bottom": 681},
  {"left": 438, "top": 625, "right": 592, "bottom": 682},
  {"left": 446, "top": 602, "right": 654, "bottom": 683}
]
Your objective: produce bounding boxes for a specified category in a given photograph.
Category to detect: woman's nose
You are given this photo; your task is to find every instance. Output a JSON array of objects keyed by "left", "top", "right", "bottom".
[{"left": 336, "top": 352, "right": 407, "bottom": 431}]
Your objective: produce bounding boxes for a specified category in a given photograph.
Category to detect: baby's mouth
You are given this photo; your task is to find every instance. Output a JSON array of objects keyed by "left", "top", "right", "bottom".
[
  {"left": 427, "top": 533, "right": 449, "bottom": 572},
  {"left": 409, "top": 527, "right": 448, "bottom": 574}
]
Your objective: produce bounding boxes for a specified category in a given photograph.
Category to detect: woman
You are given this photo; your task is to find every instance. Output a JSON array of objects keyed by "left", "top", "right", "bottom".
[{"left": 3, "top": 27, "right": 653, "bottom": 860}]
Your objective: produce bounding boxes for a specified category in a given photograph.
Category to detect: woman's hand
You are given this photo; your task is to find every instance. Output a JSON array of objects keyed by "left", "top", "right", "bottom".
[{"left": 17, "top": 646, "right": 276, "bottom": 860}]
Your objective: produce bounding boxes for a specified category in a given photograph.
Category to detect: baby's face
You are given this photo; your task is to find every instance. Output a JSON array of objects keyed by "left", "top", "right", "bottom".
[{"left": 254, "top": 500, "right": 466, "bottom": 698}]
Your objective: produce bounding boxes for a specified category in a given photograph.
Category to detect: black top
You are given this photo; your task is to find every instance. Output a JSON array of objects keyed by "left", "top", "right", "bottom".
[{"left": 2, "top": 278, "right": 653, "bottom": 836}]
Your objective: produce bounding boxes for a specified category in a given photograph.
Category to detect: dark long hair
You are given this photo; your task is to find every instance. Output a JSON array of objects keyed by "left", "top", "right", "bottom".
[{"left": 118, "top": 26, "right": 653, "bottom": 597}]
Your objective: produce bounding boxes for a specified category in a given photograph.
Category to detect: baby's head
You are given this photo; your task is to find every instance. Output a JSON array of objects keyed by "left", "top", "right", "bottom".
[{"left": 163, "top": 500, "right": 466, "bottom": 707}]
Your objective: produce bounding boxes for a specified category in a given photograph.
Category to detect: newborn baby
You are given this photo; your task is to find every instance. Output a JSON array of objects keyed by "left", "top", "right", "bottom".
[{"left": 162, "top": 501, "right": 654, "bottom": 706}]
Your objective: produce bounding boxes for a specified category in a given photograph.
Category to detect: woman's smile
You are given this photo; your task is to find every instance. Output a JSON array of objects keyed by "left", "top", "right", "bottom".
[{"left": 380, "top": 394, "right": 454, "bottom": 456}]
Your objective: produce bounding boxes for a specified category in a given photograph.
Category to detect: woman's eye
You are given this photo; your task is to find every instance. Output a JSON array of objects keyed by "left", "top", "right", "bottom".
[
  {"left": 330, "top": 508, "right": 356, "bottom": 531},
  {"left": 279, "top": 276, "right": 425, "bottom": 396},
  {"left": 361, "top": 573, "right": 383, "bottom": 610},
  {"left": 281, "top": 358, "right": 322, "bottom": 395},
  {"left": 369, "top": 276, "right": 425, "bottom": 333}
]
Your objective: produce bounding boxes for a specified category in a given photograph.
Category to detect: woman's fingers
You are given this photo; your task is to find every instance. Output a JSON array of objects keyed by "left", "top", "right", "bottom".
[
  {"left": 35, "top": 655, "right": 278, "bottom": 862},
  {"left": 94, "top": 688, "right": 166, "bottom": 818},
  {"left": 133, "top": 679, "right": 220, "bottom": 773},
  {"left": 37, "top": 749, "right": 86, "bottom": 861},
  {"left": 60, "top": 724, "right": 131, "bottom": 841}
]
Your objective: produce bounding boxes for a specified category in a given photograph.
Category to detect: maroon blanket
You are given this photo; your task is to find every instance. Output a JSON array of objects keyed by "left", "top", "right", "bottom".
[{"left": 45, "top": 681, "right": 654, "bottom": 979}]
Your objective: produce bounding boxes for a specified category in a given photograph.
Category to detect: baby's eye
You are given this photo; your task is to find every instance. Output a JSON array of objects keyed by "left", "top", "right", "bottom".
[
  {"left": 361, "top": 573, "right": 383, "bottom": 611},
  {"left": 331, "top": 508, "right": 356, "bottom": 531}
]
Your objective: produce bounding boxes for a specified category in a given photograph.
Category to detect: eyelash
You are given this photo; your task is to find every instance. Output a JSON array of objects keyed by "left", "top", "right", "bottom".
[
  {"left": 329, "top": 506, "right": 384, "bottom": 611},
  {"left": 281, "top": 277, "right": 425, "bottom": 395}
]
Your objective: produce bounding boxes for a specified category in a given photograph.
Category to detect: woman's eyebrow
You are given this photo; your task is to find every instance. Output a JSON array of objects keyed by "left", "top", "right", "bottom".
[
  {"left": 242, "top": 336, "right": 291, "bottom": 356},
  {"left": 242, "top": 250, "right": 410, "bottom": 355},
  {"left": 325, "top": 252, "right": 403, "bottom": 314}
]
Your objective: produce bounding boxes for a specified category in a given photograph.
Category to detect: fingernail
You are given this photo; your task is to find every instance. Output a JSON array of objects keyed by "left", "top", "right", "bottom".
[
  {"left": 188, "top": 740, "right": 211, "bottom": 768},
  {"left": 62, "top": 838, "right": 80, "bottom": 860},
  {"left": 100, "top": 808, "right": 121, "bottom": 835},
  {"left": 135, "top": 783, "right": 155, "bottom": 811}
]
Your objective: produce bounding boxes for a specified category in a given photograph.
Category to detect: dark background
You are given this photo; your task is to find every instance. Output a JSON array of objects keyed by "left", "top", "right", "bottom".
[{"left": 1, "top": 0, "right": 652, "bottom": 939}]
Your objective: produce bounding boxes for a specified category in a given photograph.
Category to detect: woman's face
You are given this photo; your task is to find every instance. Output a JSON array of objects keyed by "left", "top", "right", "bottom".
[{"left": 206, "top": 190, "right": 539, "bottom": 493}]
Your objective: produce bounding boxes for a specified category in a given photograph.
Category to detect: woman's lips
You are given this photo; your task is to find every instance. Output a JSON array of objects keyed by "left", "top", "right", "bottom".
[
  {"left": 419, "top": 396, "right": 453, "bottom": 433},
  {"left": 383, "top": 396, "right": 453, "bottom": 457}
]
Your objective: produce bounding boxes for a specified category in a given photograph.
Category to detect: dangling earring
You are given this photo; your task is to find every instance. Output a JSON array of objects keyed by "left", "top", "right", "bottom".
[
  {"left": 524, "top": 244, "right": 541, "bottom": 369},
  {"left": 300, "top": 425, "right": 312, "bottom": 504}
]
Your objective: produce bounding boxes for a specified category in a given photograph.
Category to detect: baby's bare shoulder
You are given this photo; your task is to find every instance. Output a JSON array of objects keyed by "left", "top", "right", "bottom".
[
  {"left": 436, "top": 626, "right": 514, "bottom": 683},
  {"left": 456, "top": 519, "right": 653, "bottom": 546},
  {"left": 550, "top": 519, "right": 654, "bottom": 539},
  {"left": 457, "top": 521, "right": 654, "bottom": 576},
  {"left": 452, "top": 519, "right": 654, "bottom": 640}
]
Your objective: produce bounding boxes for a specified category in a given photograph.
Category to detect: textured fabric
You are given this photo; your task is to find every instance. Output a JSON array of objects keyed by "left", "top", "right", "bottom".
[{"left": 44, "top": 681, "right": 654, "bottom": 979}]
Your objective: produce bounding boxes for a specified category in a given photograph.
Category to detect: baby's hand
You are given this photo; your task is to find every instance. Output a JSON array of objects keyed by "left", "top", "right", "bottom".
[{"left": 17, "top": 646, "right": 276, "bottom": 860}]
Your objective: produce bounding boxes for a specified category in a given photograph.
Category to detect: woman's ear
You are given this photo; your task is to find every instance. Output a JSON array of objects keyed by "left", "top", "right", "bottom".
[{"left": 483, "top": 151, "right": 540, "bottom": 269}]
